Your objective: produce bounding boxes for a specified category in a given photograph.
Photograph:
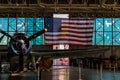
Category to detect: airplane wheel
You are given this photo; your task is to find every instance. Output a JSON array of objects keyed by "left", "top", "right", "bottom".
[{"left": 39, "top": 59, "right": 53, "bottom": 70}]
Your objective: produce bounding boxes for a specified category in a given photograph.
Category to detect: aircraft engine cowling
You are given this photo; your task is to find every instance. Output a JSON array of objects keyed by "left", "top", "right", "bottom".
[{"left": 8, "top": 33, "right": 32, "bottom": 56}]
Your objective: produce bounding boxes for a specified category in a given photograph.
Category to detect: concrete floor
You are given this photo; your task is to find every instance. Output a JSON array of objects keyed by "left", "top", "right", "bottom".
[{"left": 1, "top": 66, "right": 120, "bottom": 80}]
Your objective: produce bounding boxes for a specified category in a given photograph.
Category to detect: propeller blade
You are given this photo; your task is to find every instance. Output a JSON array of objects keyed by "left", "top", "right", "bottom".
[
  {"left": 0, "top": 29, "right": 15, "bottom": 41},
  {"left": 28, "top": 28, "right": 47, "bottom": 41},
  {"left": 0, "top": 34, "right": 5, "bottom": 42}
]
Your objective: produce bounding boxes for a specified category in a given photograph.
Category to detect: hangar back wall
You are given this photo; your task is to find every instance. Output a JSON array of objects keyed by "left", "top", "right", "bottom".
[
  {"left": 0, "top": 18, "right": 120, "bottom": 58},
  {"left": 0, "top": 18, "right": 120, "bottom": 45}
]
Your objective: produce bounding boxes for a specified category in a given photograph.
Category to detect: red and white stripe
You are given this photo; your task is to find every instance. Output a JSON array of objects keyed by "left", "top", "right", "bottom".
[{"left": 45, "top": 18, "right": 94, "bottom": 46}]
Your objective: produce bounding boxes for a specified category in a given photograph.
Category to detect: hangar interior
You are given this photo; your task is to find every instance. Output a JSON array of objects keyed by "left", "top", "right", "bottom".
[
  {"left": 0, "top": 0, "right": 119, "bottom": 56},
  {"left": 1, "top": 0, "right": 120, "bottom": 80}
]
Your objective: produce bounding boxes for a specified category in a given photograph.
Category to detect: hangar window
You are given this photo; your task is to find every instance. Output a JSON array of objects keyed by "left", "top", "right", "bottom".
[
  {"left": 93, "top": 18, "right": 120, "bottom": 45},
  {"left": 0, "top": 18, "right": 44, "bottom": 45},
  {"left": 1, "top": 17, "right": 120, "bottom": 46}
]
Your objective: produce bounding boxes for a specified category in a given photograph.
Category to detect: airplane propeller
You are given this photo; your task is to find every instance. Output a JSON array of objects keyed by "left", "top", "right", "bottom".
[
  {"left": 0, "top": 28, "right": 47, "bottom": 43},
  {"left": 0, "top": 28, "right": 48, "bottom": 55}
]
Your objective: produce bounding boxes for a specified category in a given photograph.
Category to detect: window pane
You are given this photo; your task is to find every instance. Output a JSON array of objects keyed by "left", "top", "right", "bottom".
[
  {"left": 94, "top": 31, "right": 104, "bottom": 45},
  {"left": 9, "top": 18, "right": 16, "bottom": 31},
  {"left": 17, "top": 18, "right": 26, "bottom": 32},
  {"left": 104, "top": 18, "right": 112, "bottom": 31},
  {"left": 27, "top": 18, "right": 34, "bottom": 31},
  {"left": 104, "top": 32, "right": 112, "bottom": 45},
  {"left": 95, "top": 18, "right": 103, "bottom": 31},
  {"left": 113, "top": 18, "right": 120, "bottom": 31},
  {"left": 113, "top": 32, "right": 120, "bottom": 45},
  {"left": 0, "top": 18, "right": 8, "bottom": 31}
]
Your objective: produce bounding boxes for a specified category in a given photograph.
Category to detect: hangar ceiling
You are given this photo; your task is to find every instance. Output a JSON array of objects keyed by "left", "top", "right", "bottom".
[{"left": 0, "top": 0, "right": 120, "bottom": 17}]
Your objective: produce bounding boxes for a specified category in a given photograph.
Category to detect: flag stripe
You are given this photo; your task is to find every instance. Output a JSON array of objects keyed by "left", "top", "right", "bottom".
[
  {"left": 61, "top": 28, "right": 93, "bottom": 32},
  {"left": 45, "top": 33, "right": 92, "bottom": 38},
  {"left": 61, "top": 26, "right": 93, "bottom": 29},
  {"left": 45, "top": 32, "right": 93, "bottom": 36},
  {"left": 45, "top": 35, "right": 92, "bottom": 39},
  {"left": 45, "top": 37, "right": 92, "bottom": 41},
  {"left": 45, "top": 41, "right": 92, "bottom": 45},
  {"left": 62, "top": 22, "right": 94, "bottom": 25},
  {"left": 61, "top": 24, "right": 93, "bottom": 28},
  {"left": 61, "top": 18, "right": 94, "bottom": 20}
]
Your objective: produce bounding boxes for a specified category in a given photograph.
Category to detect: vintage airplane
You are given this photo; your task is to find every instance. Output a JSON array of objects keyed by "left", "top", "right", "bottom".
[{"left": 0, "top": 28, "right": 109, "bottom": 72}]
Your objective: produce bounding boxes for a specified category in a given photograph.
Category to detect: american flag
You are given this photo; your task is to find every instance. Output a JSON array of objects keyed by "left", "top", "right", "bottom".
[{"left": 44, "top": 18, "right": 94, "bottom": 46}]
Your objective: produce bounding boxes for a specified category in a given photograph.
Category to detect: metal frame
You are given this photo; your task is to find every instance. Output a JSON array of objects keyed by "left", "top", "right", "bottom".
[{"left": 0, "top": 0, "right": 120, "bottom": 17}]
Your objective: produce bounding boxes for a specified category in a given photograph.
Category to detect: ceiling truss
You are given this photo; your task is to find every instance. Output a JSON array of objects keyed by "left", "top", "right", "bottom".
[{"left": 0, "top": 0, "right": 120, "bottom": 17}]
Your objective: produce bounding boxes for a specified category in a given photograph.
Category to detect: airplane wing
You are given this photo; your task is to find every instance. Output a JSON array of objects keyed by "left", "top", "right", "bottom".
[
  {"left": 0, "top": 47, "right": 109, "bottom": 59},
  {"left": 30, "top": 47, "right": 109, "bottom": 59}
]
